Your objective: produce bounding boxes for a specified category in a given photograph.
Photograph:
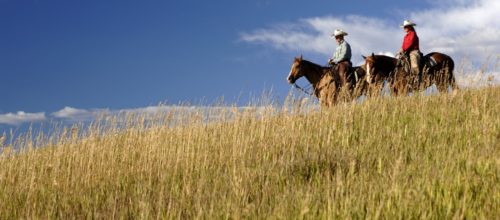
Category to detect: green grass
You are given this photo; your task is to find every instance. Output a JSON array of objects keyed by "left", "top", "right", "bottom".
[{"left": 0, "top": 87, "right": 499, "bottom": 219}]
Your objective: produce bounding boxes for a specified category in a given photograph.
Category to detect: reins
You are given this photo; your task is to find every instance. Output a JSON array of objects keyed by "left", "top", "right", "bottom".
[{"left": 293, "top": 83, "right": 314, "bottom": 96}]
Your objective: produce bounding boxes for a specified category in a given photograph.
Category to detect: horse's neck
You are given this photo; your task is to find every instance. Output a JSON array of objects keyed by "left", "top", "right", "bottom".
[
  {"left": 378, "top": 57, "right": 397, "bottom": 76},
  {"left": 304, "top": 67, "right": 328, "bottom": 86}
]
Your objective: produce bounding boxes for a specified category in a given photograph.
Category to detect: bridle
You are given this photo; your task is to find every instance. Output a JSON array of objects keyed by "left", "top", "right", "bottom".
[
  {"left": 293, "top": 83, "right": 313, "bottom": 96},
  {"left": 290, "top": 63, "right": 314, "bottom": 96}
]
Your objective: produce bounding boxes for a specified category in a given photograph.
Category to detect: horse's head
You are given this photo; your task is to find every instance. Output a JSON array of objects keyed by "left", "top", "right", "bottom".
[
  {"left": 287, "top": 56, "right": 304, "bottom": 84},
  {"left": 362, "top": 53, "right": 377, "bottom": 84}
]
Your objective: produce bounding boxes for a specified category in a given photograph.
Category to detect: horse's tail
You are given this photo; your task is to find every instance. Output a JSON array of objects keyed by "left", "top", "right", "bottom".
[{"left": 447, "top": 56, "right": 459, "bottom": 90}]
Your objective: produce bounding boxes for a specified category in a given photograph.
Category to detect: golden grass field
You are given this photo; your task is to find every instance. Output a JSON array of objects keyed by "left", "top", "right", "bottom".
[{"left": 0, "top": 86, "right": 499, "bottom": 219}]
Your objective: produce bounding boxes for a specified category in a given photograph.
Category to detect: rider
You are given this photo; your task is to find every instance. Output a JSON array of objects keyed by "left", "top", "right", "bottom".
[
  {"left": 399, "top": 20, "right": 421, "bottom": 78},
  {"left": 328, "top": 29, "right": 352, "bottom": 87}
]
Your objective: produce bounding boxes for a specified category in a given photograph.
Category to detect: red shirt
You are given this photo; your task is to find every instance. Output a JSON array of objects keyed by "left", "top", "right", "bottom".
[{"left": 402, "top": 30, "right": 419, "bottom": 52}]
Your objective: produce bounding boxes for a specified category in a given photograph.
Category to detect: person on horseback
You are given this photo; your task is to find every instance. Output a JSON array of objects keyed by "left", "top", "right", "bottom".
[
  {"left": 328, "top": 29, "right": 352, "bottom": 87},
  {"left": 399, "top": 20, "right": 421, "bottom": 79}
]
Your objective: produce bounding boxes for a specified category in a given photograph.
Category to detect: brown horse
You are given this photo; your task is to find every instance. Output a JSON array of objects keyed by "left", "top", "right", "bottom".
[
  {"left": 392, "top": 52, "right": 458, "bottom": 94},
  {"left": 287, "top": 56, "right": 366, "bottom": 107},
  {"left": 362, "top": 53, "right": 397, "bottom": 95}
]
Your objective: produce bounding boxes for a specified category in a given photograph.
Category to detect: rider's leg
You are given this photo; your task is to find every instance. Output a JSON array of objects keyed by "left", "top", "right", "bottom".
[
  {"left": 410, "top": 50, "right": 421, "bottom": 87},
  {"left": 409, "top": 50, "right": 421, "bottom": 75},
  {"left": 337, "top": 62, "right": 347, "bottom": 86}
]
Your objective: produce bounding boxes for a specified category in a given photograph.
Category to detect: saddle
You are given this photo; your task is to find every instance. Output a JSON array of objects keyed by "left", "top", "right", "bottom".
[
  {"left": 423, "top": 55, "right": 438, "bottom": 67},
  {"left": 325, "top": 61, "right": 358, "bottom": 89},
  {"left": 398, "top": 51, "right": 430, "bottom": 74},
  {"left": 399, "top": 52, "right": 442, "bottom": 87},
  {"left": 401, "top": 52, "right": 438, "bottom": 70}
]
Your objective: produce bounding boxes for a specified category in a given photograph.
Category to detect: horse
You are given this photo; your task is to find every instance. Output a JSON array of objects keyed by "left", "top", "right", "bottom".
[
  {"left": 392, "top": 52, "right": 458, "bottom": 94},
  {"left": 286, "top": 56, "right": 366, "bottom": 107},
  {"left": 362, "top": 53, "right": 398, "bottom": 95}
]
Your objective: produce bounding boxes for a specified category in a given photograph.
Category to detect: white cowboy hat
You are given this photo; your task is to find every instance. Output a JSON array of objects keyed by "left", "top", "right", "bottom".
[
  {"left": 400, "top": 20, "right": 417, "bottom": 27},
  {"left": 331, "top": 29, "right": 348, "bottom": 38}
]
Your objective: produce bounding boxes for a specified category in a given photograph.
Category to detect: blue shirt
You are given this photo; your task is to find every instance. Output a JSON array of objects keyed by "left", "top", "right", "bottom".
[{"left": 332, "top": 40, "right": 352, "bottom": 63}]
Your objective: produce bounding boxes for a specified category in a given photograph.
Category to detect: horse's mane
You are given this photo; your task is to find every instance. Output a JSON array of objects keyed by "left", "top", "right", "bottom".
[
  {"left": 369, "top": 55, "right": 397, "bottom": 64},
  {"left": 297, "top": 59, "right": 328, "bottom": 73},
  {"left": 300, "top": 59, "right": 326, "bottom": 69}
]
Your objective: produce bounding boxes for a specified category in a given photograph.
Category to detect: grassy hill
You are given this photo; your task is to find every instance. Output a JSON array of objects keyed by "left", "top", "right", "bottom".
[{"left": 0, "top": 87, "right": 499, "bottom": 219}]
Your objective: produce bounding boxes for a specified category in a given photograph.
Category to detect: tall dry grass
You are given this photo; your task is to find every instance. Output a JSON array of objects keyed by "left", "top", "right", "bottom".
[{"left": 0, "top": 86, "right": 499, "bottom": 219}]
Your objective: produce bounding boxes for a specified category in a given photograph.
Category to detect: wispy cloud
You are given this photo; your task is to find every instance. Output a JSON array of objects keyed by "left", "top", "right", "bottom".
[
  {"left": 51, "top": 106, "right": 107, "bottom": 122},
  {"left": 0, "top": 111, "right": 46, "bottom": 126},
  {"left": 241, "top": 0, "right": 500, "bottom": 67},
  {"left": 241, "top": 15, "right": 402, "bottom": 61},
  {"left": 52, "top": 106, "right": 90, "bottom": 118},
  {"left": 0, "top": 105, "right": 271, "bottom": 126},
  {"left": 1, "top": 106, "right": 185, "bottom": 126},
  {"left": 119, "top": 106, "right": 178, "bottom": 114}
]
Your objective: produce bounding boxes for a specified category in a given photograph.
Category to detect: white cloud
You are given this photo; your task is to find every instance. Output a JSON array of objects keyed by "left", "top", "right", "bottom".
[
  {"left": 241, "top": 0, "right": 500, "bottom": 70},
  {"left": 51, "top": 106, "right": 110, "bottom": 123},
  {"left": 240, "top": 15, "right": 404, "bottom": 64},
  {"left": 0, "top": 111, "right": 46, "bottom": 126},
  {"left": 52, "top": 106, "right": 90, "bottom": 118},
  {"left": 48, "top": 105, "right": 270, "bottom": 124},
  {"left": 120, "top": 106, "right": 180, "bottom": 114},
  {"left": 48, "top": 105, "right": 206, "bottom": 123}
]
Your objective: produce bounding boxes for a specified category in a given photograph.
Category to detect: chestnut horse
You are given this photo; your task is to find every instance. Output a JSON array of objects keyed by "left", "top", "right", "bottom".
[
  {"left": 392, "top": 52, "right": 458, "bottom": 94},
  {"left": 287, "top": 56, "right": 366, "bottom": 107},
  {"left": 362, "top": 54, "right": 398, "bottom": 95},
  {"left": 363, "top": 52, "right": 458, "bottom": 96}
]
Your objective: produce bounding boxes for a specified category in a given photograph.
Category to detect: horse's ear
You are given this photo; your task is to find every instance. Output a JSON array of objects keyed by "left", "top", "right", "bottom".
[
  {"left": 371, "top": 52, "right": 375, "bottom": 57},
  {"left": 362, "top": 55, "right": 366, "bottom": 60},
  {"left": 293, "top": 55, "right": 303, "bottom": 63}
]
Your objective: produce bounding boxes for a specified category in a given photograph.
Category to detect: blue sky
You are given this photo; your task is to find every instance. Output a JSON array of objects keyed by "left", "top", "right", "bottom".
[{"left": 1, "top": 0, "right": 499, "bottom": 128}]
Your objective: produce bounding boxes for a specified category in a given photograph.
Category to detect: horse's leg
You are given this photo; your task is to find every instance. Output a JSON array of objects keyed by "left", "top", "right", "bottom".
[
  {"left": 352, "top": 82, "right": 361, "bottom": 98},
  {"left": 401, "top": 79, "right": 409, "bottom": 96},
  {"left": 360, "top": 80, "right": 369, "bottom": 97},
  {"left": 341, "top": 86, "right": 352, "bottom": 103},
  {"left": 319, "top": 95, "right": 327, "bottom": 107},
  {"left": 433, "top": 65, "right": 449, "bottom": 93},
  {"left": 369, "top": 82, "right": 383, "bottom": 97},
  {"left": 366, "top": 84, "right": 373, "bottom": 97},
  {"left": 398, "top": 80, "right": 408, "bottom": 95},
  {"left": 392, "top": 76, "right": 407, "bottom": 96},
  {"left": 319, "top": 90, "right": 329, "bottom": 107},
  {"left": 388, "top": 77, "right": 398, "bottom": 96},
  {"left": 378, "top": 82, "right": 385, "bottom": 96},
  {"left": 450, "top": 74, "right": 459, "bottom": 91},
  {"left": 425, "top": 67, "right": 438, "bottom": 93},
  {"left": 331, "top": 83, "right": 339, "bottom": 106},
  {"left": 436, "top": 81, "right": 447, "bottom": 93},
  {"left": 352, "top": 80, "right": 367, "bottom": 100},
  {"left": 433, "top": 68, "right": 447, "bottom": 93},
  {"left": 319, "top": 83, "right": 333, "bottom": 107},
  {"left": 391, "top": 83, "right": 399, "bottom": 96},
  {"left": 328, "top": 86, "right": 335, "bottom": 107},
  {"left": 420, "top": 67, "right": 430, "bottom": 92}
]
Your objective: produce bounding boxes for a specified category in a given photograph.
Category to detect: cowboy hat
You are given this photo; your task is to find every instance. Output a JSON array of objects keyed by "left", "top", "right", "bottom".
[
  {"left": 331, "top": 29, "right": 348, "bottom": 38},
  {"left": 400, "top": 20, "right": 417, "bottom": 27}
]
